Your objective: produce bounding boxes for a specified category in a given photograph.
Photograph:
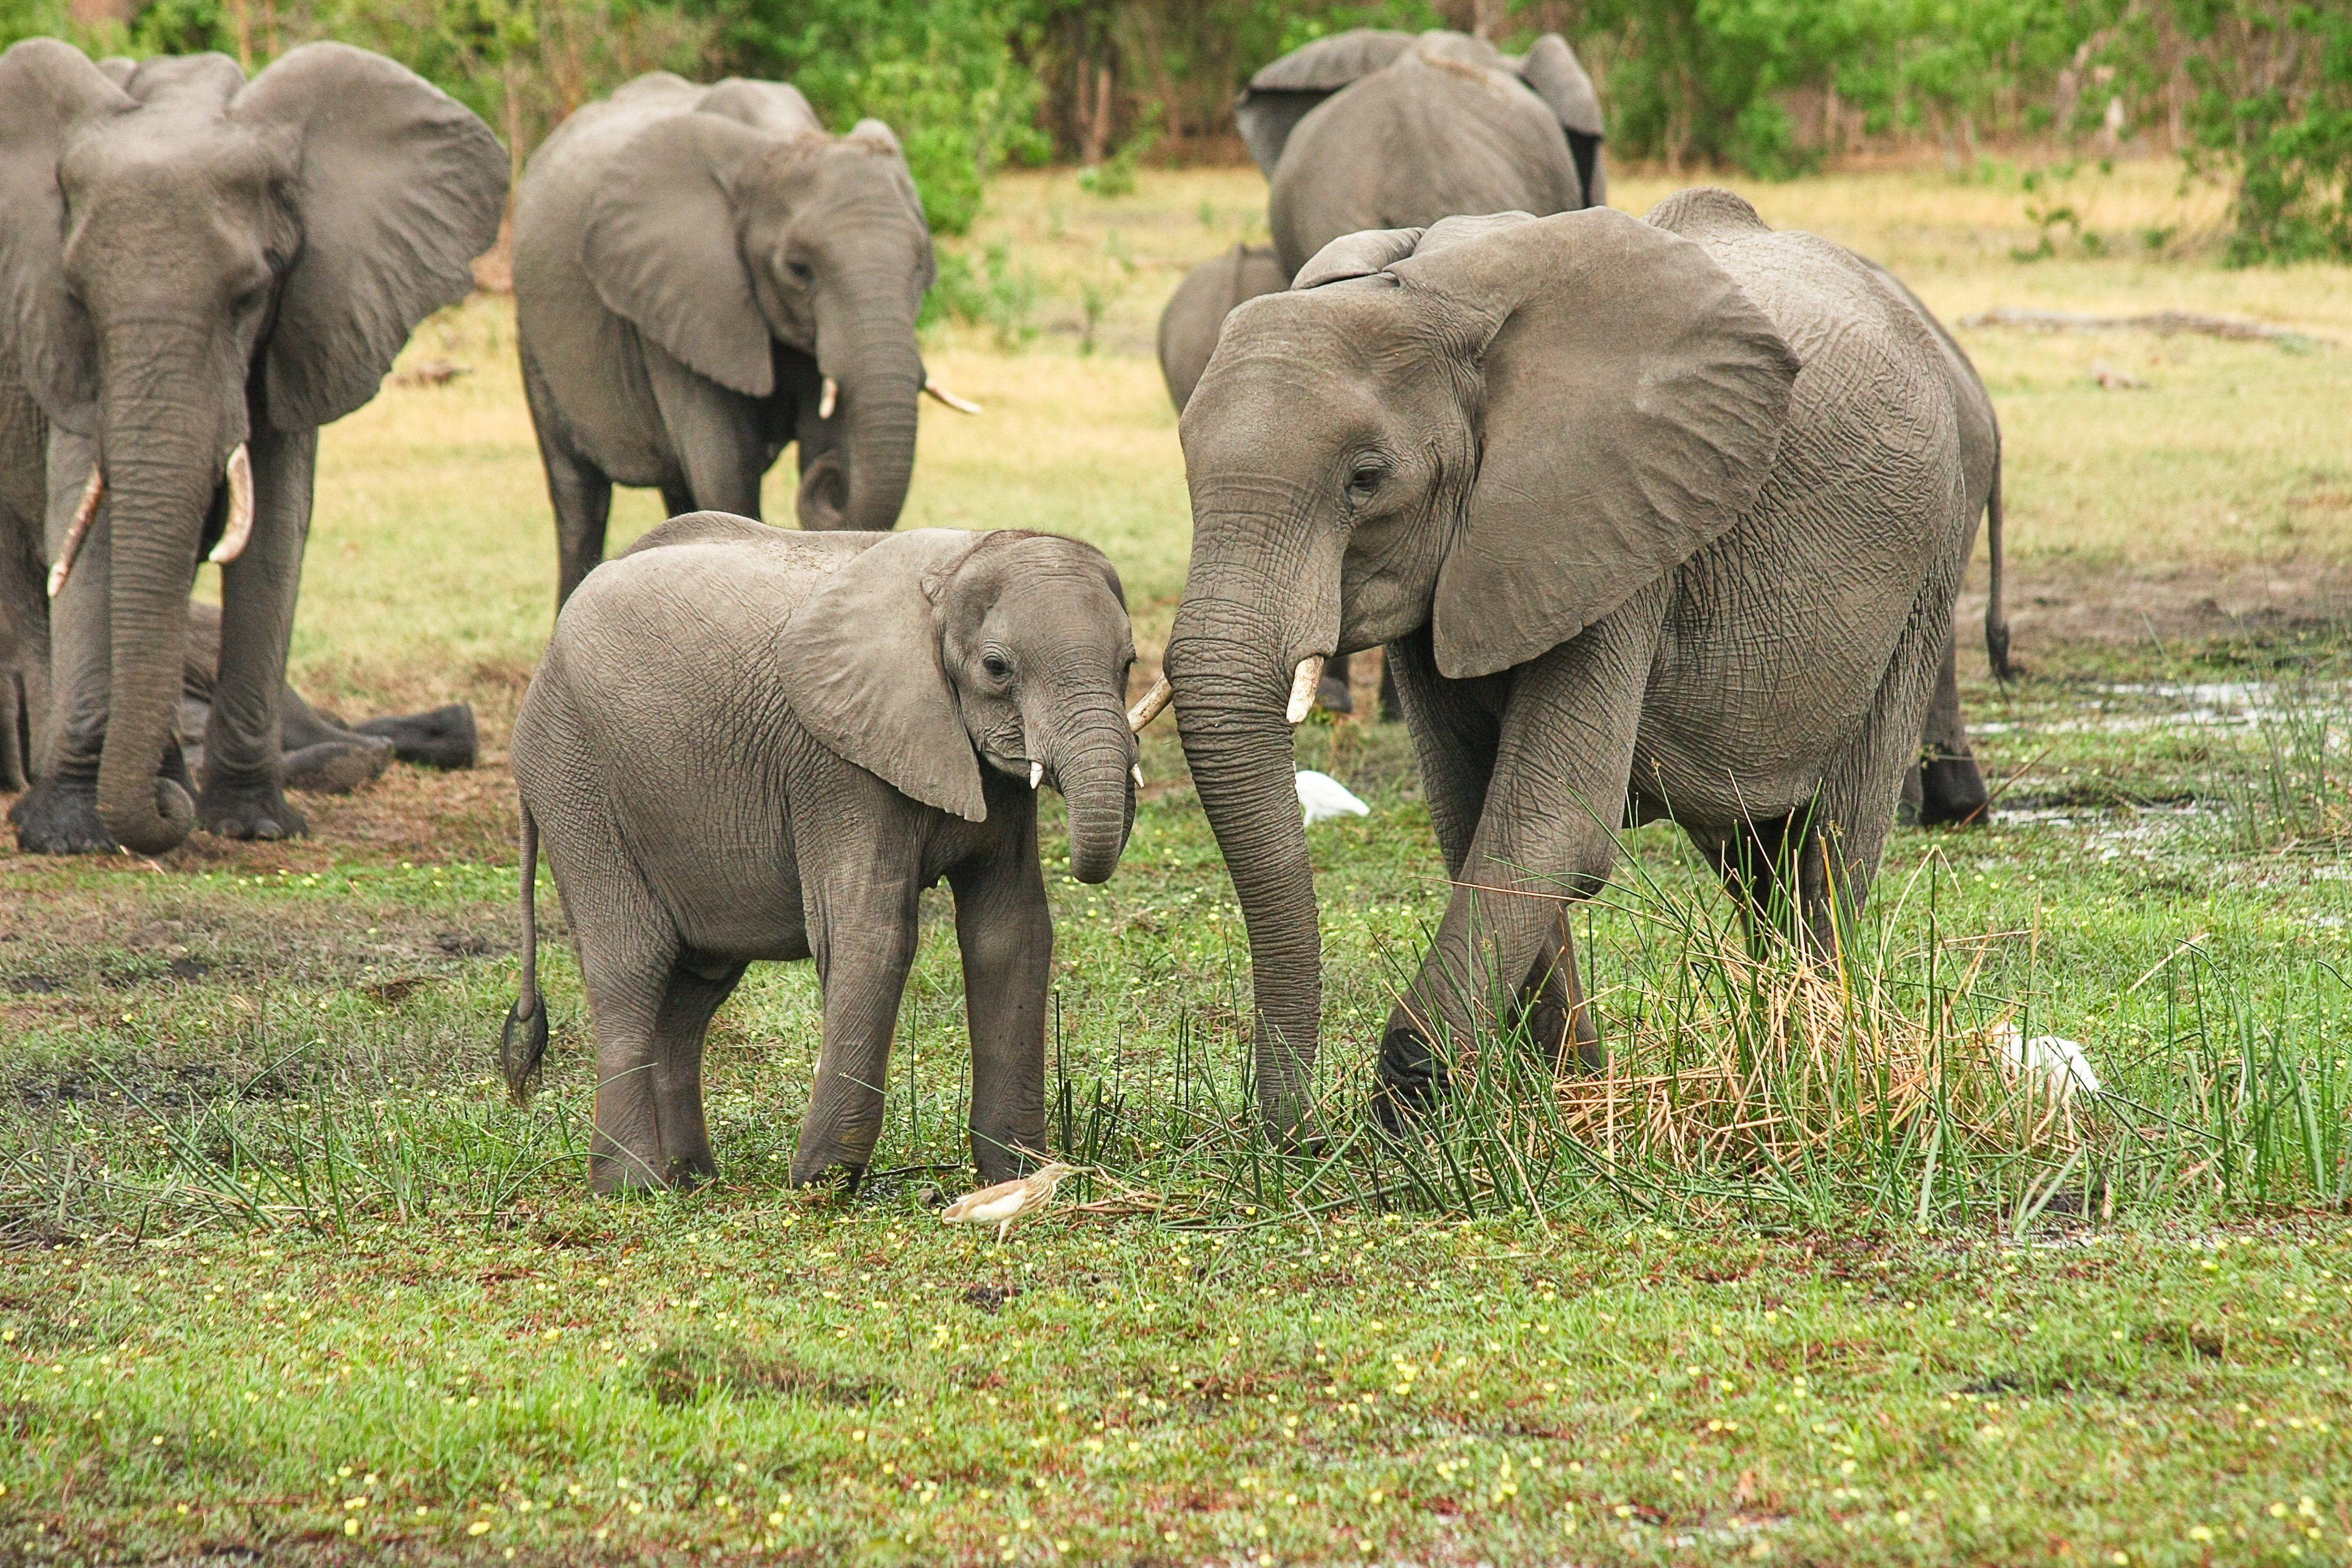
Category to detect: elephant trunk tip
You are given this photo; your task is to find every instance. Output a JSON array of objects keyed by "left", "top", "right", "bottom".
[{"left": 102, "top": 776, "right": 196, "bottom": 858}]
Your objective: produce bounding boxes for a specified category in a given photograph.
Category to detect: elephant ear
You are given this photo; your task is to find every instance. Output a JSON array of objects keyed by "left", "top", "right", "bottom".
[
  {"left": 1293, "top": 226, "right": 1421, "bottom": 289},
  {"left": 1388, "top": 207, "right": 1799, "bottom": 680},
  {"left": 776, "top": 529, "right": 988, "bottom": 822},
  {"left": 0, "top": 40, "right": 131, "bottom": 435},
  {"left": 580, "top": 110, "right": 780, "bottom": 397},
  {"left": 1235, "top": 29, "right": 1417, "bottom": 175},
  {"left": 233, "top": 44, "right": 508, "bottom": 431},
  {"left": 1514, "top": 35, "right": 1607, "bottom": 206}
]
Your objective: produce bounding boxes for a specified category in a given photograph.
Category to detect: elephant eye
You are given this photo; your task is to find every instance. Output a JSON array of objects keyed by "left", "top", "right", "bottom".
[
  {"left": 981, "top": 651, "right": 1012, "bottom": 682},
  {"left": 1345, "top": 461, "right": 1387, "bottom": 500},
  {"left": 783, "top": 258, "right": 817, "bottom": 287}
]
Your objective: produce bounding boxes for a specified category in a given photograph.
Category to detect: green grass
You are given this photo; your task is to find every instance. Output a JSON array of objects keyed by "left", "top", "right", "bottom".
[{"left": 5, "top": 158, "right": 2352, "bottom": 1564}]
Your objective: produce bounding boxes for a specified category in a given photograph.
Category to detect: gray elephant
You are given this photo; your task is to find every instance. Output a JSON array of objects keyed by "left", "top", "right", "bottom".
[
  {"left": 502, "top": 515, "right": 1148, "bottom": 1193},
  {"left": 2, "top": 590, "right": 475, "bottom": 797},
  {"left": 1146, "top": 193, "right": 1979, "bottom": 1138},
  {"left": 1158, "top": 245, "right": 1290, "bottom": 414},
  {"left": 0, "top": 41, "right": 506, "bottom": 855},
  {"left": 1228, "top": 27, "right": 1606, "bottom": 714},
  {"left": 1877, "top": 265, "right": 2014, "bottom": 827},
  {"left": 515, "top": 74, "right": 977, "bottom": 607}
]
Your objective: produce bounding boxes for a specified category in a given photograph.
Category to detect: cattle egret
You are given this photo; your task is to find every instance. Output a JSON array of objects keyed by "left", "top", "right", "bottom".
[{"left": 941, "top": 1161, "right": 1079, "bottom": 1242}]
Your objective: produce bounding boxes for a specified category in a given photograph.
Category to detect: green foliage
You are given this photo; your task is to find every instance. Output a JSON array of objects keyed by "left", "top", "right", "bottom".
[{"left": 2165, "top": 0, "right": 2352, "bottom": 261}]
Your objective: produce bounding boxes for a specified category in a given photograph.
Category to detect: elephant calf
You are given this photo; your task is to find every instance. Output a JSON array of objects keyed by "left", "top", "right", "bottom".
[{"left": 503, "top": 515, "right": 1148, "bottom": 1193}]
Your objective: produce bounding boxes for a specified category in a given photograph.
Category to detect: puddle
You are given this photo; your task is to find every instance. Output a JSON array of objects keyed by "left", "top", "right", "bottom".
[{"left": 1975, "top": 679, "right": 2346, "bottom": 737}]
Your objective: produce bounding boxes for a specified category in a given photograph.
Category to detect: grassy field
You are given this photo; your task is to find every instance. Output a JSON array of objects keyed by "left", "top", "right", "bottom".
[{"left": 4, "top": 158, "right": 2352, "bottom": 1566}]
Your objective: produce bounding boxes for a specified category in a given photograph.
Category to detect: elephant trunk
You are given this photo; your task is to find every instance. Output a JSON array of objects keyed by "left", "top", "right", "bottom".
[
  {"left": 823, "top": 289, "right": 924, "bottom": 533},
  {"left": 96, "top": 393, "right": 224, "bottom": 855},
  {"left": 1163, "top": 609, "right": 1322, "bottom": 1139},
  {"left": 1049, "top": 697, "right": 1137, "bottom": 886}
]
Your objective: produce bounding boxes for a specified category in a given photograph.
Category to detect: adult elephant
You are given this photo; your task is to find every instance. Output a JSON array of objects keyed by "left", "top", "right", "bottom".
[
  {"left": 0, "top": 41, "right": 506, "bottom": 855},
  {"left": 1158, "top": 245, "right": 1289, "bottom": 414},
  {"left": 515, "top": 74, "right": 975, "bottom": 607},
  {"left": 1228, "top": 25, "right": 1606, "bottom": 713},
  {"left": 1876, "top": 265, "right": 2013, "bottom": 827},
  {"left": 1149, "top": 194, "right": 1978, "bottom": 1140}
]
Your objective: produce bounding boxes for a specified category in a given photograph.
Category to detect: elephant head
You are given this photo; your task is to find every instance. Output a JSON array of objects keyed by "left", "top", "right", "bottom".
[
  {"left": 1159, "top": 206, "right": 1797, "bottom": 1134},
  {"left": 1235, "top": 28, "right": 1607, "bottom": 205},
  {"left": 776, "top": 530, "right": 1140, "bottom": 882},
  {"left": 582, "top": 90, "right": 954, "bottom": 532},
  {"left": 0, "top": 41, "right": 505, "bottom": 854}
]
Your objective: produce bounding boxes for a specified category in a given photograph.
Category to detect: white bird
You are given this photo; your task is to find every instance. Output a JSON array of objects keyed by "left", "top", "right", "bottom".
[
  {"left": 1994, "top": 1025, "right": 2101, "bottom": 1099},
  {"left": 941, "top": 1161, "right": 1079, "bottom": 1242},
  {"left": 1295, "top": 769, "right": 1370, "bottom": 825}
]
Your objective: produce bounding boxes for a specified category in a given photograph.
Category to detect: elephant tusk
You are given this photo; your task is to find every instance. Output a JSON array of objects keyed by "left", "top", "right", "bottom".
[
  {"left": 922, "top": 379, "right": 982, "bottom": 415},
  {"left": 1029, "top": 760, "right": 1044, "bottom": 789},
  {"left": 1127, "top": 673, "right": 1172, "bottom": 733},
  {"left": 1132, "top": 762, "right": 1145, "bottom": 789},
  {"left": 1285, "top": 655, "right": 1326, "bottom": 725},
  {"left": 207, "top": 444, "right": 253, "bottom": 565},
  {"left": 45, "top": 465, "right": 105, "bottom": 599},
  {"left": 818, "top": 377, "right": 838, "bottom": 420}
]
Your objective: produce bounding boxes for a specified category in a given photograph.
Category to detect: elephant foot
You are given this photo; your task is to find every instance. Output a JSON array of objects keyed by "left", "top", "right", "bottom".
[
  {"left": 282, "top": 736, "right": 394, "bottom": 795},
  {"left": 196, "top": 773, "right": 309, "bottom": 841},
  {"left": 1918, "top": 754, "right": 1990, "bottom": 828},
  {"left": 1372, "top": 1024, "right": 1446, "bottom": 1131},
  {"left": 7, "top": 773, "right": 116, "bottom": 855},
  {"left": 788, "top": 1142, "right": 870, "bottom": 1192},
  {"left": 589, "top": 1142, "right": 714, "bottom": 1195},
  {"left": 353, "top": 704, "right": 479, "bottom": 771}
]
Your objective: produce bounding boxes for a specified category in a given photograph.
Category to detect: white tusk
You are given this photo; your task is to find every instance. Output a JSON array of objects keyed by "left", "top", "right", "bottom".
[
  {"left": 1127, "top": 673, "right": 1172, "bottom": 733},
  {"left": 45, "top": 465, "right": 105, "bottom": 599},
  {"left": 922, "top": 379, "right": 982, "bottom": 415},
  {"left": 818, "top": 376, "right": 838, "bottom": 420},
  {"left": 1286, "top": 655, "right": 1326, "bottom": 725},
  {"left": 1029, "top": 760, "right": 1044, "bottom": 789},
  {"left": 1132, "top": 762, "right": 1144, "bottom": 789},
  {"left": 207, "top": 444, "right": 253, "bottom": 565}
]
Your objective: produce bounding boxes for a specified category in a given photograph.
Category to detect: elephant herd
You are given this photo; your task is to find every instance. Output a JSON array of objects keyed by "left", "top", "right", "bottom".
[{"left": 0, "top": 29, "right": 2019, "bottom": 1191}]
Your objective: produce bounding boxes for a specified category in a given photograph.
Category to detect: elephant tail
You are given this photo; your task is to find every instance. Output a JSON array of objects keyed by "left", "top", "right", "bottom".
[
  {"left": 1984, "top": 436, "right": 2013, "bottom": 684},
  {"left": 500, "top": 802, "right": 550, "bottom": 1105}
]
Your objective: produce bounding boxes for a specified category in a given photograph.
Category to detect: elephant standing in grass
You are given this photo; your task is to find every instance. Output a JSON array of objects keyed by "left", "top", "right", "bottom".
[
  {"left": 515, "top": 74, "right": 977, "bottom": 607},
  {"left": 1214, "top": 26, "right": 1606, "bottom": 714},
  {"left": 0, "top": 41, "right": 506, "bottom": 855},
  {"left": 505, "top": 516, "right": 1145, "bottom": 1193},
  {"left": 1150, "top": 194, "right": 1979, "bottom": 1140}
]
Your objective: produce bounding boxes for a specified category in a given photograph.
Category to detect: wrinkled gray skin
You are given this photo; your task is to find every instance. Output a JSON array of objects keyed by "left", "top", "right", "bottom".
[
  {"left": 1164, "top": 194, "right": 1978, "bottom": 1140},
  {"left": 515, "top": 74, "right": 939, "bottom": 607},
  {"left": 1158, "top": 246, "right": 1290, "bottom": 413},
  {"left": 0, "top": 42, "right": 506, "bottom": 855},
  {"left": 1232, "top": 27, "right": 1606, "bottom": 713},
  {"left": 506, "top": 517, "right": 1140, "bottom": 1193},
  {"left": 1876, "top": 264, "right": 2014, "bottom": 828}
]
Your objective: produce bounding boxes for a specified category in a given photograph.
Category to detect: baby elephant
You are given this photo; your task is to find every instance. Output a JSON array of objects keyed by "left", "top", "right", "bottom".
[{"left": 503, "top": 514, "right": 1149, "bottom": 1193}]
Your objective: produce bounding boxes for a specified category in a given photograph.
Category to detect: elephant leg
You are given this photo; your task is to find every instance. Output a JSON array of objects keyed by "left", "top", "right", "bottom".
[
  {"left": 659, "top": 483, "right": 696, "bottom": 521},
  {"left": 1795, "top": 581, "right": 1961, "bottom": 956},
  {"left": 645, "top": 350, "right": 766, "bottom": 519},
  {"left": 1693, "top": 809, "right": 1828, "bottom": 956},
  {"left": 1317, "top": 652, "right": 1354, "bottom": 715},
  {"left": 198, "top": 426, "right": 316, "bottom": 841},
  {"left": 0, "top": 672, "right": 23, "bottom": 792},
  {"left": 645, "top": 956, "right": 746, "bottom": 1189},
  {"left": 275, "top": 678, "right": 393, "bottom": 795},
  {"left": 1916, "top": 630, "right": 1989, "bottom": 826},
  {"left": 1378, "top": 607, "right": 1658, "bottom": 1116},
  {"left": 1384, "top": 626, "right": 1501, "bottom": 879},
  {"left": 789, "top": 871, "right": 922, "bottom": 1188},
  {"left": 526, "top": 350, "right": 615, "bottom": 610},
  {"left": 10, "top": 432, "right": 116, "bottom": 853},
  {"left": 950, "top": 829, "right": 1053, "bottom": 1183}
]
